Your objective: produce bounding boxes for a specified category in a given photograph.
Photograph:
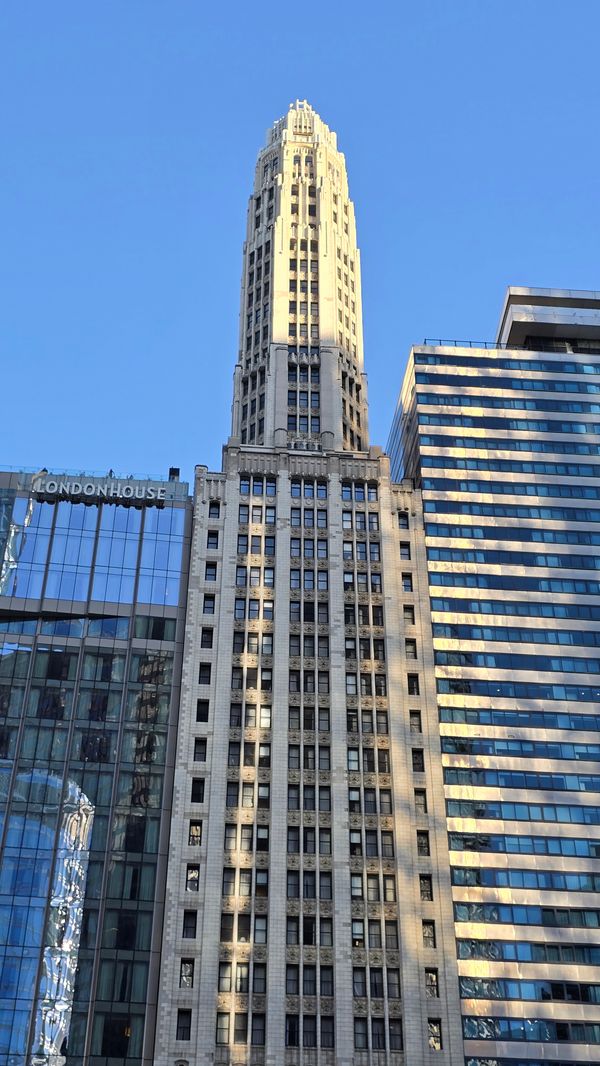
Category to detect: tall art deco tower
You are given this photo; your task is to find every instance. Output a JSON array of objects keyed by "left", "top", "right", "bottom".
[{"left": 155, "top": 103, "right": 464, "bottom": 1064}]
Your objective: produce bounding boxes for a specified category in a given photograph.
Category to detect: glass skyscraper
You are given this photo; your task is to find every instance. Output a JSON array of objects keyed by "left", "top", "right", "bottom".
[
  {"left": 388, "top": 286, "right": 600, "bottom": 1065},
  {"left": 0, "top": 469, "right": 191, "bottom": 1066}
]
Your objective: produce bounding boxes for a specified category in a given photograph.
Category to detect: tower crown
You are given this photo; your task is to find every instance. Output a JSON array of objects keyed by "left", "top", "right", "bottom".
[{"left": 229, "top": 104, "right": 368, "bottom": 454}]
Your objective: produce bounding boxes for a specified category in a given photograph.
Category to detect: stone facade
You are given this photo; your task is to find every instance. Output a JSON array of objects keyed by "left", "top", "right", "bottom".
[{"left": 155, "top": 103, "right": 464, "bottom": 1065}]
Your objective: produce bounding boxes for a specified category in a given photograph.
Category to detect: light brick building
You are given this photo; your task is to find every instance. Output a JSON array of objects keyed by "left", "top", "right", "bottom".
[{"left": 155, "top": 102, "right": 463, "bottom": 1065}]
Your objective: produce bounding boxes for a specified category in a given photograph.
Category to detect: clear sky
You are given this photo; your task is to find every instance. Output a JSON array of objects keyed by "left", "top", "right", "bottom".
[{"left": 2, "top": 1, "right": 599, "bottom": 485}]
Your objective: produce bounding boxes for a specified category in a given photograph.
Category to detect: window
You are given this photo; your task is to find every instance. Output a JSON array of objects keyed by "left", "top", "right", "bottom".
[
  {"left": 408, "top": 674, "right": 420, "bottom": 696},
  {"left": 180, "top": 958, "right": 194, "bottom": 988},
  {"left": 353, "top": 967, "right": 367, "bottom": 997},
  {"left": 405, "top": 638, "right": 417, "bottom": 659},
  {"left": 354, "top": 1018, "right": 368, "bottom": 1049},
  {"left": 417, "top": 830, "right": 430, "bottom": 856},
  {"left": 193, "top": 738, "right": 206, "bottom": 762},
  {"left": 182, "top": 910, "right": 197, "bottom": 938},
  {"left": 385, "top": 921, "right": 399, "bottom": 949},
  {"left": 186, "top": 866, "right": 199, "bottom": 892},
  {"left": 176, "top": 1010, "right": 191, "bottom": 1041},
  {"left": 191, "top": 777, "right": 204, "bottom": 802},
  {"left": 347, "top": 748, "right": 359, "bottom": 772},
  {"left": 200, "top": 627, "right": 213, "bottom": 649},
  {"left": 402, "top": 573, "right": 413, "bottom": 593},
  {"left": 188, "top": 821, "right": 202, "bottom": 846},
  {"left": 286, "top": 964, "right": 299, "bottom": 995},
  {"left": 372, "top": 1018, "right": 385, "bottom": 1050},
  {"left": 215, "top": 1013, "right": 229, "bottom": 1045},
  {"left": 319, "top": 828, "right": 331, "bottom": 855},
  {"left": 381, "top": 831, "right": 394, "bottom": 857},
  {"left": 222, "top": 868, "right": 235, "bottom": 896},
  {"left": 404, "top": 604, "right": 415, "bottom": 625},
  {"left": 251, "top": 1014, "right": 265, "bottom": 1046},
  {"left": 425, "top": 968, "right": 439, "bottom": 998},
  {"left": 352, "top": 920, "right": 364, "bottom": 946},
  {"left": 255, "top": 915, "right": 268, "bottom": 944},
  {"left": 400, "top": 542, "right": 411, "bottom": 560},
  {"left": 420, "top": 874, "right": 434, "bottom": 901},
  {"left": 205, "top": 562, "right": 217, "bottom": 581},
  {"left": 412, "top": 748, "right": 425, "bottom": 772},
  {"left": 286, "top": 1015, "right": 299, "bottom": 1047},
  {"left": 383, "top": 874, "right": 396, "bottom": 902},
  {"left": 196, "top": 699, "right": 209, "bottom": 723},
  {"left": 368, "top": 920, "right": 382, "bottom": 948},
  {"left": 218, "top": 962, "right": 232, "bottom": 992},
  {"left": 423, "top": 920, "right": 436, "bottom": 949},
  {"left": 303, "top": 1014, "right": 317, "bottom": 1048},
  {"left": 198, "top": 664, "right": 211, "bottom": 685},
  {"left": 209, "top": 501, "right": 220, "bottom": 518},
  {"left": 415, "top": 789, "right": 428, "bottom": 814},
  {"left": 389, "top": 1018, "right": 403, "bottom": 1051},
  {"left": 428, "top": 1019, "right": 442, "bottom": 1051},
  {"left": 256, "top": 826, "right": 269, "bottom": 852},
  {"left": 410, "top": 709, "right": 422, "bottom": 733},
  {"left": 207, "top": 531, "right": 219, "bottom": 549},
  {"left": 203, "top": 593, "right": 215, "bottom": 613}
]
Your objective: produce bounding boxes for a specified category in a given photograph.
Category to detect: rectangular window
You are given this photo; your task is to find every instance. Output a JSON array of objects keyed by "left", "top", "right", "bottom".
[
  {"left": 180, "top": 958, "right": 194, "bottom": 988},
  {"left": 425, "top": 968, "right": 439, "bottom": 998},
  {"left": 193, "top": 738, "right": 206, "bottom": 762},
  {"left": 182, "top": 910, "right": 197, "bottom": 938},
  {"left": 412, "top": 748, "right": 425, "bottom": 772},
  {"left": 420, "top": 874, "right": 434, "bottom": 901},
  {"left": 417, "top": 830, "right": 430, "bottom": 856},
  {"left": 428, "top": 1019, "right": 442, "bottom": 1051},
  {"left": 215, "top": 1013, "right": 229, "bottom": 1045},
  {"left": 191, "top": 778, "right": 205, "bottom": 802},
  {"left": 188, "top": 820, "right": 202, "bottom": 846},
  {"left": 251, "top": 1013, "right": 265, "bottom": 1046},
  {"left": 408, "top": 673, "right": 420, "bottom": 696},
  {"left": 354, "top": 1019, "right": 368, "bottom": 1050},
  {"left": 176, "top": 1009, "right": 192, "bottom": 1041},
  {"left": 410, "top": 709, "right": 422, "bottom": 732},
  {"left": 423, "top": 920, "right": 436, "bottom": 949}
]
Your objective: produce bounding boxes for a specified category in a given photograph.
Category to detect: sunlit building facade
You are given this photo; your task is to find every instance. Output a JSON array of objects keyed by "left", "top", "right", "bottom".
[
  {"left": 388, "top": 287, "right": 600, "bottom": 1066},
  {"left": 155, "top": 102, "right": 465, "bottom": 1065},
  {"left": 0, "top": 469, "right": 191, "bottom": 1066}
]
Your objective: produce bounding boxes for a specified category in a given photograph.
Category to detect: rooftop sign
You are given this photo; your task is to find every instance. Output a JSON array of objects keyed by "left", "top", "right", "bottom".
[{"left": 32, "top": 475, "right": 167, "bottom": 503}]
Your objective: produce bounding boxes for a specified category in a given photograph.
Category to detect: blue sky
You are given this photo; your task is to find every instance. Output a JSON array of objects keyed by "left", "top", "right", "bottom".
[{"left": 1, "top": 1, "right": 599, "bottom": 485}]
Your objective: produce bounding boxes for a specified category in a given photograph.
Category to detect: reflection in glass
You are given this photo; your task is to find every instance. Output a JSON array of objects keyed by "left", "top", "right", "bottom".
[
  {"left": 0, "top": 770, "right": 94, "bottom": 1064},
  {"left": 0, "top": 499, "right": 53, "bottom": 600}
]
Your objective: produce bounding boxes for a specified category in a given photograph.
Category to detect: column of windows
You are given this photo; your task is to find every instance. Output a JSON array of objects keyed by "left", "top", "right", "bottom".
[
  {"left": 240, "top": 365, "right": 267, "bottom": 445},
  {"left": 395, "top": 505, "right": 444, "bottom": 1053},
  {"left": 244, "top": 238, "right": 272, "bottom": 371},
  {"left": 287, "top": 363, "right": 321, "bottom": 437},
  {"left": 342, "top": 481, "right": 403, "bottom": 1054},
  {"left": 214, "top": 476, "right": 278, "bottom": 1048},
  {"left": 285, "top": 478, "right": 335, "bottom": 1051}
]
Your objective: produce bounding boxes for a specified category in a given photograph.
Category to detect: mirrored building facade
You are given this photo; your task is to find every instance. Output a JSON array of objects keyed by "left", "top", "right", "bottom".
[{"left": 0, "top": 470, "right": 191, "bottom": 1066}]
